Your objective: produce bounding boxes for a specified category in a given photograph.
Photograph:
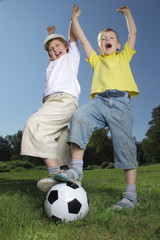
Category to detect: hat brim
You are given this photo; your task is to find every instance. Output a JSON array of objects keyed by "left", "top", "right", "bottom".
[{"left": 43, "top": 34, "right": 67, "bottom": 50}]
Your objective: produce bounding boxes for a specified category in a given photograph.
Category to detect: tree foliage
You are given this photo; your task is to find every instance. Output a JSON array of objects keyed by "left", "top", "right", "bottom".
[
  {"left": 5, "top": 130, "right": 23, "bottom": 160},
  {"left": 84, "top": 128, "right": 113, "bottom": 167},
  {"left": 0, "top": 131, "right": 42, "bottom": 166},
  {"left": 0, "top": 136, "right": 11, "bottom": 161},
  {"left": 141, "top": 105, "right": 160, "bottom": 163}
]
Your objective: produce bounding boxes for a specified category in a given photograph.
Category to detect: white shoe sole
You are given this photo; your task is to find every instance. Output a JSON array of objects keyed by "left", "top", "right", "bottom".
[{"left": 37, "top": 178, "right": 58, "bottom": 192}]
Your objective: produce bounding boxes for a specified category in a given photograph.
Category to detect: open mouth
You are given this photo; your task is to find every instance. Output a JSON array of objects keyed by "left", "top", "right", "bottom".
[
  {"left": 56, "top": 51, "right": 61, "bottom": 57},
  {"left": 106, "top": 43, "right": 112, "bottom": 49}
]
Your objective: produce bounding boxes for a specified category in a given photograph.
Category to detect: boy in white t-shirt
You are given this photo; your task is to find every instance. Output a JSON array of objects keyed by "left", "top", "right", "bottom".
[{"left": 21, "top": 20, "right": 81, "bottom": 192}]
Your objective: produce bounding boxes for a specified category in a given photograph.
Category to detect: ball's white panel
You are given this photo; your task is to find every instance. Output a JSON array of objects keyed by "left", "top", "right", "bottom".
[
  {"left": 44, "top": 183, "right": 89, "bottom": 223},
  {"left": 58, "top": 186, "right": 75, "bottom": 202}
]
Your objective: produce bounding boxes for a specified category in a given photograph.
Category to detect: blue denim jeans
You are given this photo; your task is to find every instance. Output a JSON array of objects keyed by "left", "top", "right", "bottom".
[{"left": 68, "top": 92, "right": 138, "bottom": 169}]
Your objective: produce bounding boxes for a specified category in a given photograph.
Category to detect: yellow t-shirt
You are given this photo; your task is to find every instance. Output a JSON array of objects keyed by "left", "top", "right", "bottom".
[{"left": 87, "top": 42, "right": 139, "bottom": 99}]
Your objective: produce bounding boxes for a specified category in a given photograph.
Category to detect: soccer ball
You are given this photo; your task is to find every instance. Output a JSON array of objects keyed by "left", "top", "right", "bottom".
[{"left": 44, "top": 182, "right": 89, "bottom": 223}]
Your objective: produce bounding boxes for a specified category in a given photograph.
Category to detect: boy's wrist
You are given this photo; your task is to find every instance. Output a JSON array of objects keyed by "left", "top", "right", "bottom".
[
  {"left": 71, "top": 15, "right": 77, "bottom": 20},
  {"left": 71, "top": 16, "right": 78, "bottom": 23},
  {"left": 124, "top": 9, "right": 131, "bottom": 17}
]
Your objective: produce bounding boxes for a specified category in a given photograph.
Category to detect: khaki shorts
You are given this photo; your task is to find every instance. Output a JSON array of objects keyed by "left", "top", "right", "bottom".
[{"left": 21, "top": 92, "right": 78, "bottom": 163}]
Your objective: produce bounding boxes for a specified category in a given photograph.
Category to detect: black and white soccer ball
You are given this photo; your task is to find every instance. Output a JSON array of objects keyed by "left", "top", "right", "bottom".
[{"left": 44, "top": 182, "right": 89, "bottom": 223}]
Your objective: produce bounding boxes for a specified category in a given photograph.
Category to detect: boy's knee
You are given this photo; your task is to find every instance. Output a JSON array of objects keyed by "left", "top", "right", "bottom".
[
  {"left": 71, "top": 108, "right": 83, "bottom": 122},
  {"left": 26, "top": 117, "right": 33, "bottom": 127},
  {"left": 24, "top": 116, "right": 37, "bottom": 132}
]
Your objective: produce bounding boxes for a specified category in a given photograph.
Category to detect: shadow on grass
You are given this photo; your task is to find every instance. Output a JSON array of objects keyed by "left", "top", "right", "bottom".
[
  {"left": 0, "top": 178, "right": 120, "bottom": 201},
  {"left": 0, "top": 178, "right": 41, "bottom": 196}
]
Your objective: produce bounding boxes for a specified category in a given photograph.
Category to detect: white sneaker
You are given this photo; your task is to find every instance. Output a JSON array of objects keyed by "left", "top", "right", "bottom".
[{"left": 37, "top": 173, "right": 58, "bottom": 192}]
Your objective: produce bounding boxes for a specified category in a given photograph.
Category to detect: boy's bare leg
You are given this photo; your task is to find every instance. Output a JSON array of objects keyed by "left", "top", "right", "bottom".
[
  {"left": 54, "top": 143, "right": 84, "bottom": 185},
  {"left": 124, "top": 168, "right": 137, "bottom": 185},
  {"left": 37, "top": 158, "right": 60, "bottom": 192},
  {"left": 37, "top": 129, "right": 72, "bottom": 192},
  {"left": 111, "top": 168, "right": 138, "bottom": 210},
  {"left": 71, "top": 143, "right": 84, "bottom": 160},
  {"left": 44, "top": 158, "right": 59, "bottom": 168}
]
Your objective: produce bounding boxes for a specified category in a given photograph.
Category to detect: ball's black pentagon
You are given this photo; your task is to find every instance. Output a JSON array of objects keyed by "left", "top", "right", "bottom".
[
  {"left": 66, "top": 182, "right": 80, "bottom": 189},
  {"left": 48, "top": 190, "right": 58, "bottom": 204},
  {"left": 51, "top": 215, "right": 61, "bottom": 222},
  {"left": 68, "top": 198, "right": 82, "bottom": 214}
]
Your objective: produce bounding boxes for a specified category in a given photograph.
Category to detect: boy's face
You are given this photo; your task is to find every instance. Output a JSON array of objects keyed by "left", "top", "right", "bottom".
[
  {"left": 47, "top": 39, "right": 68, "bottom": 60},
  {"left": 98, "top": 31, "right": 121, "bottom": 55}
]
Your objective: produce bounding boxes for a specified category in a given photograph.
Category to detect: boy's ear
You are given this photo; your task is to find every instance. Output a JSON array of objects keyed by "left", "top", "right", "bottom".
[
  {"left": 65, "top": 45, "right": 69, "bottom": 52},
  {"left": 48, "top": 52, "right": 51, "bottom": 58},
  {"left": 117, "top": 42, "right": 121, "bottom": 50},
  {"left": 98, "top": 46, "right": 102, "bottom": 52}
]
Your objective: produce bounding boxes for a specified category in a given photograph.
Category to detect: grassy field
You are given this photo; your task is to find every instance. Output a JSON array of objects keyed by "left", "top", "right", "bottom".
[{"left": 0, "top": 164, "right": 160, "bottom": 240}]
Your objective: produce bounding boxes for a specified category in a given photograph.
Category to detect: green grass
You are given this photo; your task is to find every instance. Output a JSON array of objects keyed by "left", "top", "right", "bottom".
[{"left": 0, "top": 164, "right": 160, "bottom": 240}]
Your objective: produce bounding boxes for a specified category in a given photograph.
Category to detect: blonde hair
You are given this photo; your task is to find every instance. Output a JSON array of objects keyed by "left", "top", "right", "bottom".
[{"left": 97, "top": 28, "right": 119, "bottom": 46}]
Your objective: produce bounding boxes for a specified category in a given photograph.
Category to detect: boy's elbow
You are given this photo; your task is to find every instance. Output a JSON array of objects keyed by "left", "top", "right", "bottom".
[
  {"left": 134, "top": 27, "right": 137, "bottom": 35},
  {"left": 130, "top": 29, "right": 137, "bottom": 38},
  {"left": 132, "top": 31, "right": 137, "bottom": 38},
  {"left": 133, "top": 24, "right": 137, "bottom": 35}
]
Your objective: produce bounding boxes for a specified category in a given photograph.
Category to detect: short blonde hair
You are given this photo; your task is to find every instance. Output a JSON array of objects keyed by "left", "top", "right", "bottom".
[{"left": 97, "top": 28, "right": 119, "bottom": 46}]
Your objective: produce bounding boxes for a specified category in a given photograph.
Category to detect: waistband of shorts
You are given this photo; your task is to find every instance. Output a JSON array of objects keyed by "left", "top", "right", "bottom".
[
  {"left": 43, "top": 92, "right": 78, "bottom": 105},
  {"left": 43, "top": 92, "right": 69, "bottom": 102},
  {"left": 98, "top": 90, "right": 130, "bottom": 99}
]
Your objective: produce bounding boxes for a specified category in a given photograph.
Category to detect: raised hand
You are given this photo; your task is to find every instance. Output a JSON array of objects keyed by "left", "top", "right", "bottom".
[
  {"left": 117, "top": 5, "right": 131, "bottom": 15},
  {"left": 47, "top": 25, "right": 56, "bottom": 35},
  {"left": 72, "top": 4, "right": 81, "bottom": 19}
]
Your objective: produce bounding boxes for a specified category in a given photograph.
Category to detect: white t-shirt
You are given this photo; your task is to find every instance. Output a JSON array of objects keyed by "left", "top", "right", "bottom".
[{"left": 43, "top": 41, "right": 81, "bottom": 101}]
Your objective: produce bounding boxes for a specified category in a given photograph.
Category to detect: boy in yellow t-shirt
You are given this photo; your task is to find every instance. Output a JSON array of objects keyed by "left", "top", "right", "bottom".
[{"left": 54, "top": 5, "right": 140, "bottom": 210}]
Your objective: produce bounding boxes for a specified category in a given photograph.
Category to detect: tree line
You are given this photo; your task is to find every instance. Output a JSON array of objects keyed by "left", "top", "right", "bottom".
[{"left": 0, "top": 105, "right": 160, "bottom": 170}]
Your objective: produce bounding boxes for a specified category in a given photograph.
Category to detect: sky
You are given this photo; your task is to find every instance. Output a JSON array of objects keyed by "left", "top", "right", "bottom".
[{"left": 0, "top": 0, "right": 159, "bottom": 142}]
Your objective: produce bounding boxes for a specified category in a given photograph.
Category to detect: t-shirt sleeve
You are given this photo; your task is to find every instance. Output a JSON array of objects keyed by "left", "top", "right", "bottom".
[
  {"left": 86, "top": 50, "right": 99, "bottom": 71},
  {"left": 121, "top": 42, "right": 136, "bottom": 62},
  {"left": 68, "top": 41, "right": 80, "bottom": 65}
]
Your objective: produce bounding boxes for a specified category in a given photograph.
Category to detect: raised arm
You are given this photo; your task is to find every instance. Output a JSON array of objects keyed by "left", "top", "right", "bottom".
[
  {"left": 71, "top": 4, "right": 93, "bottom": 60},
  {"left": 117, "top": 6, "right": 137, "bottom": 50},
  {"left": 69, "top": 21, "right": 78, "bottom": 43}
]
